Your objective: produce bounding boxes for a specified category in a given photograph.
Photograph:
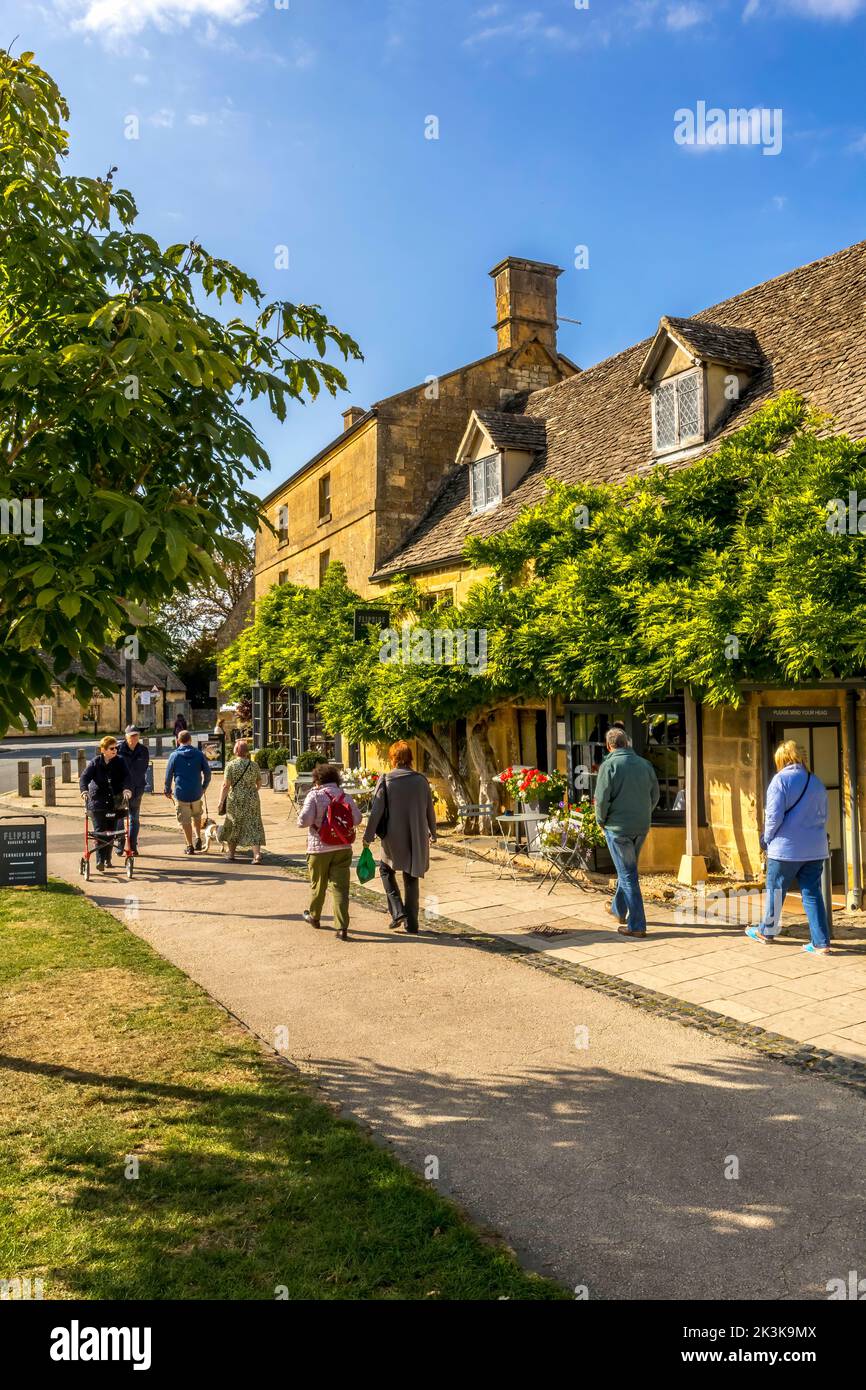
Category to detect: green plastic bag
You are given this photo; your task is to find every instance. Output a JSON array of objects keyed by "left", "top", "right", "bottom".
[{"left": 356, "top": 844, "right": 376, "bottom": 884}]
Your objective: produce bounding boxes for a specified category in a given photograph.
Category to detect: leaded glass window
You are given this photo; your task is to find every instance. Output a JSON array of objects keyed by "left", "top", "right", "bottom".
[
  {"left": 654, "top": 381, "right": 677, "bottom": 450},
  {"left": 470, "top": 454, "right": 502, "bottom": 513},
  {"left": 652, "top": 368, "right": 704, "bottom": 453}
]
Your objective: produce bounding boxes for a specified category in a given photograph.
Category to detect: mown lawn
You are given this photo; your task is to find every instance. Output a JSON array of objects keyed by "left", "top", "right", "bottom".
[{"left": 0, "top": 882, "right": 568, "bottom": 1301}]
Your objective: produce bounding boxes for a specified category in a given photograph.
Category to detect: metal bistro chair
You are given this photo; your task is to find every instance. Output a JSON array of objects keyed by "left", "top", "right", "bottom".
[
  {"left": 537, "top": 833, "right": 591, "bottom": 895},
  {"left": 454, "top": 802, "right": 496, "bottom": 876}
]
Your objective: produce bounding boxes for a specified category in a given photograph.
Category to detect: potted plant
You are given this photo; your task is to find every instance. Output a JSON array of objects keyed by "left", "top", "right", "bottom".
[
  {"left": 293, "top": 748, "right": 326, "bottom": 800},
  {"left": 494, "top": 766, "right": 567, "bottom": 812}
]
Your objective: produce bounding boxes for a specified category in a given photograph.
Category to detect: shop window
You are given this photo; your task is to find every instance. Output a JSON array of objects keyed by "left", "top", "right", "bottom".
[
  {"left": 266, "top": 687, "right": 304, "bottom": 760},
  {"left": 639, "top": 705, "right": 686, "bottom": 819},
  {"left": 568, "top": 707, "right": 626, "bottom": 803},
  {"left": 35, "top": 704, "right": 53, "bottom": 727}
]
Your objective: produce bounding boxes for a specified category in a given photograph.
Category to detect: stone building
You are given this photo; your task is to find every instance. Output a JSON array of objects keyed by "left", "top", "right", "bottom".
[
  {"left": 249, "top": 257, "right": 576, "bottom": 753},
  {"left": 371, "top": 240, "right": 866, "bottom": 901},
  {"left": 9, "top": 651, "right": 186, "bottom": 737}
]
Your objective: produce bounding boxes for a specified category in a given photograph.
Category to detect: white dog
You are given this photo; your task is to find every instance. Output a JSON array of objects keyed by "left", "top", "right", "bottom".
[{"left": 200, "top": 817, "right": 224, "bottom": 853}]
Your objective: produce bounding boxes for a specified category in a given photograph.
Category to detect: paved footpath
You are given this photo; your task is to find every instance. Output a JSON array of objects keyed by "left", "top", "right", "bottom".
[{"left": 26, "top": 783, "right": 866, "bottom": 1300}]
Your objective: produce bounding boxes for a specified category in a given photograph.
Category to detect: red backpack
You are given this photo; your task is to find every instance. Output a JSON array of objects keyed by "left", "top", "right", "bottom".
[{"left": 319, "top": 788, "right": 356, "bottom": 846}]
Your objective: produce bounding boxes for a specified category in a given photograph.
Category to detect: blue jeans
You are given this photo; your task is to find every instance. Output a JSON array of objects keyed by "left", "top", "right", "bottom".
[
  {"left": 759, "top": 858, "right": 830, "bottom": 948},
  {"left": 603, "top": 830, "right": 648, "bottom": 934},
  {"left": 115, "top": 792, "right": 142, "bottom": 852}
]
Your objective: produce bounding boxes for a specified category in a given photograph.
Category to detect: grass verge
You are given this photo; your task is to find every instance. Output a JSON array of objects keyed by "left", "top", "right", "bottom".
[{"left": 0, "top": 881, "right": 568, "bottom": 1301}]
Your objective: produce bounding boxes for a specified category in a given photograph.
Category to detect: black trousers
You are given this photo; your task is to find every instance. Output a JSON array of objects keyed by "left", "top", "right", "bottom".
[
  {"left": 379, "top": 862, "right": 420, "bottom": 933},
  {"left": 90, "top": 805, "right": 118, "bottom": 866}
]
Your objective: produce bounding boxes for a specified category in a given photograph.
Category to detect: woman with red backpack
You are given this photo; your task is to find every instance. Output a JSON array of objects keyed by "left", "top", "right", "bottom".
[{"left": 297, "top": 764, "right": 362, "bottom": 940}]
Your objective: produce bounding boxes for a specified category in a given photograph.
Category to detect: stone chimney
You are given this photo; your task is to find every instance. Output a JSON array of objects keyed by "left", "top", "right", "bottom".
[
  {"left": 489, "top": 257, "right": 562, "bottom": 354},
  {"left": 342, "top": 405, "right": 366, "bottom": 432}
]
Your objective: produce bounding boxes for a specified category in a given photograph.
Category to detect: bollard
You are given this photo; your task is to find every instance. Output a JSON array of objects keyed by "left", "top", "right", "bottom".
[
  {"left": 156, "top": 736, "right": 163, "bottom": 756},
  {"left": 42, "top": 755, "right": 52, "bottom": 767},
  {"left": 17, "top": 761, "right": 29, "bottom": 797},
  {"left": 61, "top": 751, "right": 71, "bottom": 783},
  {"left": 43, "top": 765, "right": 56, "bottom": 807},
  {"left": 822, "top": 836, "right": 834, "bottom": 941},
  {"left": 77, "top": 748, "right": 87, "bottom": 776}
]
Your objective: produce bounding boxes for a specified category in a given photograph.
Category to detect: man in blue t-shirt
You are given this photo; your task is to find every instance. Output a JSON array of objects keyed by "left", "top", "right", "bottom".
[{"left": 164, "top": 730, "right": 212, "bottom": 855}]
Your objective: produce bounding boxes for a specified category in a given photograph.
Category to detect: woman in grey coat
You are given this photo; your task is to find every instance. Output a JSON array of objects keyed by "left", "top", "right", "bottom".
[{"left": 363, "top": 741, "right": 437, "bottom": 934}]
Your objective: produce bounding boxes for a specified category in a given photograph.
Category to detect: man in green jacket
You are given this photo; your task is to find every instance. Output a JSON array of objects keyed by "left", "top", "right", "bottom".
[{"left": 594, "top": 727, "right": 660, "bottom": 937}]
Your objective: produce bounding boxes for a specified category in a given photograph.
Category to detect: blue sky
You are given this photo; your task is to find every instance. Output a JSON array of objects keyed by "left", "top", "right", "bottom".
[{"left": 10, "top": 0, "right": 866, "bottom": 495}]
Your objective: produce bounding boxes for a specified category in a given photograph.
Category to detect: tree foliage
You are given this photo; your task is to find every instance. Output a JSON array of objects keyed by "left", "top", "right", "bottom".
[
  {"left": 221, "top": 398, "right": 866, "bottom": 811},
  {"left": 0, "top": 50, "right": 361, "bottom": 730},
  {"left": 466, "top": 393, "right": 866, "bottom": 706}
]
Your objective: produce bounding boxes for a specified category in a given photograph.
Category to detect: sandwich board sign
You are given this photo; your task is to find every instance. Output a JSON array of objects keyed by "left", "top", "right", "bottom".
[{"left": 0, "top": 815, "right": 47, "bottom": 887}]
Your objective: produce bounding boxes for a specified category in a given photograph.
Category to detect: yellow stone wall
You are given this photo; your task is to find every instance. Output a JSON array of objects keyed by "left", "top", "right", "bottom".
[
  {"left": 256, "top": 419, "right": 380, "bottom": 601},
  {"left": 700, "top": 687, "right": 866, "bottom": 888}
]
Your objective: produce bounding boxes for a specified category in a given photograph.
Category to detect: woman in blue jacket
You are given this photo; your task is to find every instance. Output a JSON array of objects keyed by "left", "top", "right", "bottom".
[{"left": 746, "top": 741, "right": 831, "bottom": 955}]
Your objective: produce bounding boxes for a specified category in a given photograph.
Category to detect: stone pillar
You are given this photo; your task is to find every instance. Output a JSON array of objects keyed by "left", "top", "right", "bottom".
[
  {"left": 61, "top": 752, "right": 72, "bottom": 783},
  {"left": 41, "top": 755, "right": 52, "bottom": 768},
  {"left": 678, "top": 687, "right": 708, "bottom": 886},
  {"left": 156, "top": 736, "right": 163, "bottom": 755},
  {"left": 77, "top": 748, "right": 87, "bottom": 776},
  {"left": 43, "top": 764, "right": 56, "bottom": 807},
  {"left": 17, "top": 761, "right": 29, "bottom": 797}
]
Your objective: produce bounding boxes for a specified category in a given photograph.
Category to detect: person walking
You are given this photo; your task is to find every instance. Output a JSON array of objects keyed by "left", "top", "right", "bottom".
[
  {"left": 115, "top": 724, "right": 149, "bottom": 856},
  {"left": 745, "top": 740, "right": 832, "bottom": 956},
  {"left": 297, "top": 764, "right": 362, "bottom": 940},
  {"left": 594, "top": 726, "right": 659, "bottom": 938},
  {"left": 164, "top": 729, "right": 211, "bottom": 855},
  {"left": 217, "top": 739, "right": 265, "bottom": 863},
  {"left": 79, "top": 735, "right": 132, "bottom": 872},
  {"left": 173, "top": 712, "right": 188, "bottom": 740},
  {"left": 363, "top": 741, "right": 437, "bottom": 935}
]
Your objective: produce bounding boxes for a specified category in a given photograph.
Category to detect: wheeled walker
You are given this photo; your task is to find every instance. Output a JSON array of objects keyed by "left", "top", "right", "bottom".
[{"left": 80, "top": 797, "right": 135, "bottom": 881}]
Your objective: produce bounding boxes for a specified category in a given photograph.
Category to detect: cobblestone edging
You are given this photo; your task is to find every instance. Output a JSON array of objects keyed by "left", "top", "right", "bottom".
[{"left": 276, "top": 854, "right": 866, "bottom": 1099}]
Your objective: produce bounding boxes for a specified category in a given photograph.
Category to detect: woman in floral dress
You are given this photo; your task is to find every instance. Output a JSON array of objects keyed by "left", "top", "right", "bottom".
[{"left": 218, "top": 740, "right": 266, "bottom": 862}]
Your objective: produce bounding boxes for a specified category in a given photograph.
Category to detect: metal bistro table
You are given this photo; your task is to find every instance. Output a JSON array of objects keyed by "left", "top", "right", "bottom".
[{"left": 494, "top": 810, "right": 547, "bottom": 881}]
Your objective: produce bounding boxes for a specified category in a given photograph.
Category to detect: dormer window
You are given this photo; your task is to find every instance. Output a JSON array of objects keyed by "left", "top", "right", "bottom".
[
  {"left": 652, "top": 367, "right": 704, "bottom": 454},
  {"left": 469, "top": 453, "right": 502, "bottom": 514}
]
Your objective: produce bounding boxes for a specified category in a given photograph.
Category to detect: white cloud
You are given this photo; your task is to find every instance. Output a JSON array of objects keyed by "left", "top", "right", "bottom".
[
  {"left": 62, "top": 0, "right": 261, "bottom": 41},
  {"left": 746, "top": 0, "right": 866, "bottom": 16},
  {"left": 131, "top": 72, "right": 149, "bottom": 85},
  {"left": 147, "top": 107, "right": 175, "bottom": 127},
  {"left": 771, "top": 194, "right": 787, "bottom": 209},
  {"left": 666, "top": 2, "right": 707, "bottom": 28},
  {"left": 463, "top": 8, "right": 587, "bottom": 49},
  {"left": 187, "top": 112, "right": 209, "bottom": 125}
]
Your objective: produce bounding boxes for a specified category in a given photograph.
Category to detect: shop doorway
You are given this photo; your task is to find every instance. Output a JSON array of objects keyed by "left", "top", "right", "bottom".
[{"left": 764, "top": 715, "right": 844, "bottom": 886}]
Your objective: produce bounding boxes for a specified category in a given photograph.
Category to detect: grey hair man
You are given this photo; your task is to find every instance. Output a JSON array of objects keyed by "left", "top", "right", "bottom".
[{"left": 594, "top": 726, "right": 660, "bottom": 937}]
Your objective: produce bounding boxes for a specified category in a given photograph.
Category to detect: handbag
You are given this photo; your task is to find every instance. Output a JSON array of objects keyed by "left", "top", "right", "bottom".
[
  {"left": 218, "top": 758, "right": 254, "bottom": 817},
  {"left": 374, "top": 773, "right": 390, "bottom": 840}
]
